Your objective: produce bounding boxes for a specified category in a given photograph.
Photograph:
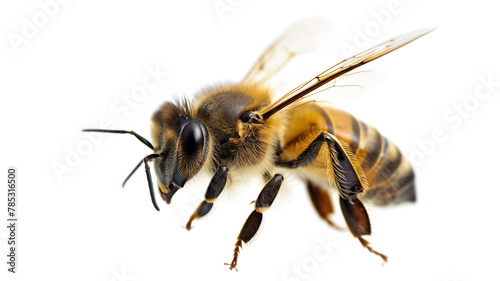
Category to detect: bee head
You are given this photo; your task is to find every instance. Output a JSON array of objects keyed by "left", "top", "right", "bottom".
[{"left": 151, "top": 102, "right": 210, "bottom": 202}]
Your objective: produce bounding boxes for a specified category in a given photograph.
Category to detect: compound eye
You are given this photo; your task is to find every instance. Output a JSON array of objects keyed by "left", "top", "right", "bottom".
[{"left": 180, "top": 122, "right": 203, "bottom": 156}]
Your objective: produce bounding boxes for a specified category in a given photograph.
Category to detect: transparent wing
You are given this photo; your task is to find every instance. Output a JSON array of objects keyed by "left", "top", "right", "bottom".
[
  {"left": 260, "top": 28, "right": 435, "bottom": 120},
  {"left": 243, "top": 18, "right": 331, "bottom": 85},
  {"left": 292, "top": 69, "right": 382, "bottom": 106}
]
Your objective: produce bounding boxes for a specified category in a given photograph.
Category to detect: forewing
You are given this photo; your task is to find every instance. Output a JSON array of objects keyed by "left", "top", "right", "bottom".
[
  {"left": 260, "top": 28, "right": 435, "bottom": 120},
  {"left": 288, "top": 69, "right": 382, "bottom": 108}
]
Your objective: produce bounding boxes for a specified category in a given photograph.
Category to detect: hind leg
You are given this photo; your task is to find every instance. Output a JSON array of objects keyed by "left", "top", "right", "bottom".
[
  {"left": 279, "top": 131, "right": 387, "bottom": 262},
  {"left": 306, "top": 181, "right": 342, "bottom": 230}
]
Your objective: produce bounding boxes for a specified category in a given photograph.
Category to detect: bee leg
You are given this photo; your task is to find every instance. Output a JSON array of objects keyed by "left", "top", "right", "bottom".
[
  {"left": 323, "top": 133, "right": 387, "bottom": 262},
  {"left": 277, "top": 133, "right": 346, "bottom": 229},
  {"left": 277, "top": 133, "right": 327, "bottom": 168},
  {"left": 186, "top": 165, "right": 228, "bottom": 230},
  {"left": 278, "top": 134, "right": 341, "bottom": 228},
  {"left": 339, "top": 196, "right": 387, "bottom": 261},
  {"left": 226, "top": 174, "right": 284, "bottom": 271},
  {"left": 306, "top": 181, "right": 342, "bottom": 230},
  {"left": 278, "top": 132, "right": 386, "bottom": 261}
]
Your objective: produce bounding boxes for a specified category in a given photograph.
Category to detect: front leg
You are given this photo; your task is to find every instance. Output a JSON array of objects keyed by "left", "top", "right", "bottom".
[
  {"left": 226, "top": 174, "right": 284, "bottom": 271},
  {"left": 186, "top": 165, "right": 228, "bottom": 230}
]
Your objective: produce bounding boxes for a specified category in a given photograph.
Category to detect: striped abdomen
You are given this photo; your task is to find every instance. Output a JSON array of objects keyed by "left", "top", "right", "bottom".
[{"left": 280, "top": 103, "right": 415, "bottom": 206}]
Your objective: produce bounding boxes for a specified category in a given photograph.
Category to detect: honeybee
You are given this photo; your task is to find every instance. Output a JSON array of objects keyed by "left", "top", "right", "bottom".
[{"left": 84, "top": 20, "right": 433, "bottom": 270}]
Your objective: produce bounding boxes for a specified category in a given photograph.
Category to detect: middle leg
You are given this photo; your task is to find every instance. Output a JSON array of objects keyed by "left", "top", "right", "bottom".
[{"left": 226, "top": 173, "right": 284, "bottom": 271}]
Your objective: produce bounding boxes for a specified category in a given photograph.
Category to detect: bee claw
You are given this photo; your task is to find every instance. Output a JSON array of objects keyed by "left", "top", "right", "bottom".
[
  {"left": 224, "top": 262, "right": 238, "bottom": 272},
  {"left": 326, "top": 220, "right": 344, "bottom": 231},
  {"left": 186, "top": 217, "right": 194, "bottom": 231}
]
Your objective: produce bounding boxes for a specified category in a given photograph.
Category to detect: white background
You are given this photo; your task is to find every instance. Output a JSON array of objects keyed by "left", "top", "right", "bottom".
[{"left": 1, "top": 1, "right": 500, "bottom": 281}]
